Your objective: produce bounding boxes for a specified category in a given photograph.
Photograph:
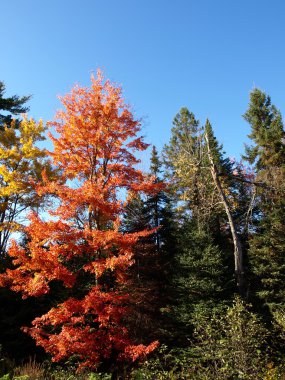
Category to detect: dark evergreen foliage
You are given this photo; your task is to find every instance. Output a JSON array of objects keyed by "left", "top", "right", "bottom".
[
  {"left": 244, "top": 89, "right": 285, "bottom": 312},
  {"left": 169, "top": 222, "right": 234, "bottom": 339},
  {"left": 243, "top": 89, "right": 285, "bottom": 169},
  {"left": 0, "top": 81, "right": 31, "bottom": 128}
]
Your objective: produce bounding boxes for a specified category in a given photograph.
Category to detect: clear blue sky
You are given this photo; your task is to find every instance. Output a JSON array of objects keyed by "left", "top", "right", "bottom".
[{"left": 1, "top": 0, "right": 285, "bottom": 163}]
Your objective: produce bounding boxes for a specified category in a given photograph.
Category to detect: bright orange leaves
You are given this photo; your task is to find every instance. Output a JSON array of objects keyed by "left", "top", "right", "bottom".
[
  {"left": 48, "top": 71, "right": 148, "bottom": 185},
  {"left": 0, "top": 71, "right": 160, "bottom": 368}
]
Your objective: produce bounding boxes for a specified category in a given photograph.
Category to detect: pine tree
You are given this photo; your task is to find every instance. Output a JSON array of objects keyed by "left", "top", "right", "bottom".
[{"left": 0, "top": 82, "right": 31, "bottom": 128}]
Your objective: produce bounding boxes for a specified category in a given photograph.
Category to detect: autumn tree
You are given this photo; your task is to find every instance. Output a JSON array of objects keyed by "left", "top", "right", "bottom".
[
  {"left": 0, "top": 83, "right": 43, "bottom": 255},
  {"left": 0, "top": 117, "right": 54, "bottom": 255},
  {"left": 0, "top": 72, "right": 159, "bottom": 370},
  {"left": 0, "top": 81, "right": 31, "bottom": 128}
]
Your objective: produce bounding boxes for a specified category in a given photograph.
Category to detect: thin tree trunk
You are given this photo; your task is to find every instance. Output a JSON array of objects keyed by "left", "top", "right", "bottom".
[{"left": 205, "top": 132, "right": 245, "bottom": 295}]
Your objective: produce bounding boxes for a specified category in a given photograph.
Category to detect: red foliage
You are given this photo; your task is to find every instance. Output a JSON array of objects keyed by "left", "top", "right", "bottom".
[
  {"left": 25, "top": 287, "right": 158, "bottom": 369},
  {"left": 0, "top": 71, "right": 160, "bottom": 368}
]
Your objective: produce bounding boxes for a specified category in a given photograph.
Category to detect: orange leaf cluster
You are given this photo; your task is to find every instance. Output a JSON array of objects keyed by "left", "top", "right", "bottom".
[{"left": 25, "top": 287, "right": 158, "bottom": 369}]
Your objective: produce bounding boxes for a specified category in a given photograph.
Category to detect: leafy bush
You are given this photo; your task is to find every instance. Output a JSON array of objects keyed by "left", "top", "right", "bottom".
[{"left": 190, "top": 297, "right": 270, "bottom": 379}]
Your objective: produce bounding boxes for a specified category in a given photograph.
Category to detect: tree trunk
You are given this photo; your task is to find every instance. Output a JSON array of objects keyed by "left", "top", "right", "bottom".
[{"left": 205, "top": 132, "right": 245, "bottom": 295}]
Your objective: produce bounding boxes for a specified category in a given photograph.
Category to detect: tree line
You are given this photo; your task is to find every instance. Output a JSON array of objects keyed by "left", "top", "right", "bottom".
[{"left": 0, "top": 73, "right": 285, "bottom": 379}]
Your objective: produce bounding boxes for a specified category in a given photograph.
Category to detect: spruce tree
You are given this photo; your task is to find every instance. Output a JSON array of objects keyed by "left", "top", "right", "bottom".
[
  {"left": 145, "top": 146, "right": 177, "bottom": 254},
  {"left": 163, "top": 108, "right": 207, "bottom": 225},
  {"left": 122, "top": 147, "right": 177, "bottom": 343},
  {"left": 243, "top": 89, "right": 285, "bottom": 169},
  {"left": 163, "top": 109, "right": 235, "bottom": 233},
  {"left": 171, "top": 221, "right": 232, "bottom": 337},
  {"left": 164, "top": 111, "right": 237, "bottom": 344},
  {"left": 244, "top": 89, "right": 285, "bottom": 310}
]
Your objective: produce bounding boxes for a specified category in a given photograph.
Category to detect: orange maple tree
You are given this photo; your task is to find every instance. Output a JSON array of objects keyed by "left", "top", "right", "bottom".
[{"left": 0, "top": 71, "right": 160, "bottom": 369}]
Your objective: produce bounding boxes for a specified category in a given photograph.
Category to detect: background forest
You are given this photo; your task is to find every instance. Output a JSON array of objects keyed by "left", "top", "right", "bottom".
[{"left": 0, "top": 70, "right": 285, "bottom": 380}]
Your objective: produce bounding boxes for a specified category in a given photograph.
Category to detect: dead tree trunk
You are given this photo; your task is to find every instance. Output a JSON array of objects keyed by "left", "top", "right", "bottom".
[{"left": 205, "top": 132, "right": 245, "bottom": 296}]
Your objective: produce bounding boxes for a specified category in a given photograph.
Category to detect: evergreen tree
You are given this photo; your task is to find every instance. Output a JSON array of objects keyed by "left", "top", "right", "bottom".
[
  {"left": 122, "top": 191, "right": 161, "bottom": 342},
  {"left": 146, "top": 146, "right": 162, "bottom": 251},
  {"left": 0, "top": 82, "right": 31, "bottom": 128},
  {"left": 163, "top": 109, "right": 234, "bottom": 233},
  {"left": 163, "top": 108, "right": 208, "bottom": 226},
  {"left": 123, "top": 192, "right": 149, "bottom": 235},
  {"left": 163, "top": 112, "right": 239, "bottom": 344},
  {"left": 122, "top": 146, "right": 177, "bottom": 343},
  {"left": 171, "top": 221, "right": 233, "bottom": 340},
  {"left": 244, "top": 89, "right": 285, "bottom": 310},
  {"left": 123, "top": 145, "right": 177, "bottom": 258},
  {"left": 145, "top": 146, "right": 177, "bottom": 254},
  {"left": 163, "top": 109, "right": 248, "bottom": 292},
  {"left": 243, "top": 89, "right": 285, "bottom": 169},
  {"left": 205, "top": 120, "right": 246, "bottom": 295}
]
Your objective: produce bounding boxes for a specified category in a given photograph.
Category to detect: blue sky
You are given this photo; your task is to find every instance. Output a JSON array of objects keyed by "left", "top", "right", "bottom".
[{"left": 1, "top": 0, "right": 285, "bottom": 165}]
